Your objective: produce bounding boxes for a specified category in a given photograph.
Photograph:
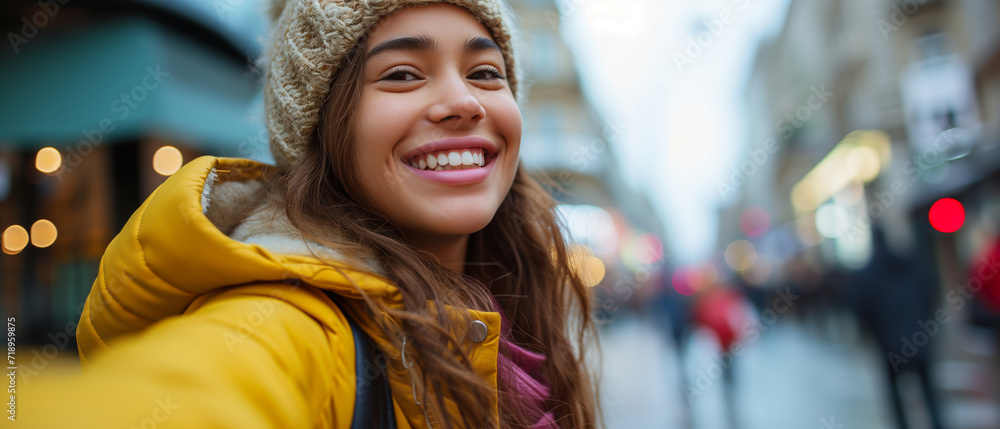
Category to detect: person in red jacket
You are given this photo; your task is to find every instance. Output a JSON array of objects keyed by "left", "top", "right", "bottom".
[
  {"left": 969, "top": 236, "right": 1000, "bottom": 314},
  {"left": 692, "top": 285, "right": 749, "bottom": 429}
]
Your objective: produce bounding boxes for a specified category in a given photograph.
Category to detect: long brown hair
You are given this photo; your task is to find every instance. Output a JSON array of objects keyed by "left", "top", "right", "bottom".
[{"left": 265, "top": 30, "right": 600, "bottom": 429}]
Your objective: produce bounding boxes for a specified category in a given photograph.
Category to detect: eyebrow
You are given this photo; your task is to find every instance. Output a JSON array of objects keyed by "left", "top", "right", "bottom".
[
  {"left": 365, "top": 35, "right": 501, "bottom": 61},
  {"left": 464, "top": 36, "right": 501, "bottom": 54}
]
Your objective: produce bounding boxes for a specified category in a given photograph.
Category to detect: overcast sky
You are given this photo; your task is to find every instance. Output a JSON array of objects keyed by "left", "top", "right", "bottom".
[{"left": 557, "top": 0, "right": 791, "bottom": 264}]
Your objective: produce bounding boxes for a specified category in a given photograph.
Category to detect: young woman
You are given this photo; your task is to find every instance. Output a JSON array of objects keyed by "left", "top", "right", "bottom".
[{"left": 20, "top": 1, "right": 600, "bottom": 428}]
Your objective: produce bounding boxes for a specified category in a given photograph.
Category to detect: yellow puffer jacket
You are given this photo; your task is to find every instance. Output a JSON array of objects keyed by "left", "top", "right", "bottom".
[{"left": 18, "top": 156, "right": 502, "bottom": 428}]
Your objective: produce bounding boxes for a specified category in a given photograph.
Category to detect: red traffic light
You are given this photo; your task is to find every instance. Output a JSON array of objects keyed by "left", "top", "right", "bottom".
[{"left": 929, "top": 198, "right": 964, "bottom": 233}]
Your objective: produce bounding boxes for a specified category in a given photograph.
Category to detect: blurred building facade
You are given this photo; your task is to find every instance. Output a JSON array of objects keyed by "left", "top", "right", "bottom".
[
  {"left": 721, "top": 0, "right": 1000, "bottom": 426},
  {"left": 730, "top": 0, "right": 1000, "bottom": 267},
  {"left": 0, "top": 0, "right": 267, "bottom": 342},
  {"left": 511, "top": 0, "right": 668, "bottom": 312}
]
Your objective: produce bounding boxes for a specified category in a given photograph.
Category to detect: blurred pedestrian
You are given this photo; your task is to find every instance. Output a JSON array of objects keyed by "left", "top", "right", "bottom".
[
  {"left": 691, "top": 285, "right": 750, "bottom": 429},
  {"left": 967, "top": 235, "right": 1000, "bottom": 412},
  {"left": 647, "top": 264, "right": 695, "bottom": 427},
  {"left": 853, "top": 226, "right": 946, "bottom": 429},
  {"left": 967, "top": 235, "right": 1000, "bottom": 326}
]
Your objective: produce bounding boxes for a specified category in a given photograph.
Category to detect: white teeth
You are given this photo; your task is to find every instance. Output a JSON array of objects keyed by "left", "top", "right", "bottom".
[{"left": 409, "top": 148, "right": 488, "bottom": 170}]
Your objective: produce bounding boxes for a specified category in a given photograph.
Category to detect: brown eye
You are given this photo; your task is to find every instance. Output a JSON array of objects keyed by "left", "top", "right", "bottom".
[
  {"left": 469, "top": 66, "right": 505, "bottom": 80},
  {"left": 380, "top": 67, "right": 420, "bottom": 82}
]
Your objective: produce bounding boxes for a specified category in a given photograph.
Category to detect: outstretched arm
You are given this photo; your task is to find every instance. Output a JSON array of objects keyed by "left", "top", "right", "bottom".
[{"left": 17, "top": 285, "right": 354, "bottom": 429}]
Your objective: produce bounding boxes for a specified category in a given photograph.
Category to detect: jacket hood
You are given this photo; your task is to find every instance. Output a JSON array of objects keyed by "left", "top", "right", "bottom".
[{"left": 76, "top": 156, "right": 404, "bottom": 364}]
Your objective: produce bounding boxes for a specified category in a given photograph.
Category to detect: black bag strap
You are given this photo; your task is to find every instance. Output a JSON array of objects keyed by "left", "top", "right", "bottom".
[{"left": 325, "top": 292, "right": 397, "bottom": 429}]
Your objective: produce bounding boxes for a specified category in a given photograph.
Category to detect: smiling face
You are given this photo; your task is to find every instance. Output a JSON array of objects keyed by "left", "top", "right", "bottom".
[{"left": 351, "top": 3, "right": 522, "bottom": 243}]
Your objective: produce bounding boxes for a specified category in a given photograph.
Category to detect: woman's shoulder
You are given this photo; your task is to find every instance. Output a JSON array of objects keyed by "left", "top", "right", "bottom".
[
  {"left": 79, "top": 157, "right": 277, "bottom": 350},
  {"left": 185, "top": 281, "right": 356, "bottom": 336},
  {"left": 81, "top": 155, "right": 393, "bottom": 362}
]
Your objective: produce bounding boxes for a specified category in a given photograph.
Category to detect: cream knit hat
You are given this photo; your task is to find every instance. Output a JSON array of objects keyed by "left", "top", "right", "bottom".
[{"left": 263, "top": 0, "right": 523, "bottom": 169}]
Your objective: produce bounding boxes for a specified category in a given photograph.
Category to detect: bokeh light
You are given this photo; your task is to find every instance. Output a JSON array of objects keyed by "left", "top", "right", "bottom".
[
  {"left": 685, "top": 266, "right": 704, "bottom": 290},
  {"left": 698, "top": 263, "right": 719, "bottom": 287},
  {"left": 681, "top": 263, "right": 718, "bottom": 293},
  {"left": 30, "top": 219, "right": 58, "bottom": 248},
  {"left": 35, "top": 147, "right": 62, "bottom": 173},
  {"left": 568, "top": 245, "right": 606, "bottom": 287},
  {"left": 556, "top": 204, "right": 620, "bottom": 258},
  {"left": 846, "top": 145, "right": 880, "bottom": 182},
  {"left": 671, "top": 267, "right": 696, "bottom": 296},
  {"left": 580, "top": 255, "right": 606, "bottom": 287},
  {"left": 815, "top": 202, "right": 848, "bottom": 239},
  {"left": 724, "top": 240, "right": 757, "bottom": 271},
  {"left": 153, "top": 146, "right": 183, "bottom": 176},
  {"left": 929, "top": 198, "right": 964, "bottom": 233},
  {"left": 2, "top": 225, "right": 29, "bottom": 255},
  {"left": 789, "top": 131, "right": 891, "bottom": 213},
  {"left": 622, "top": 231, "right": 664, "bottom": 269}
]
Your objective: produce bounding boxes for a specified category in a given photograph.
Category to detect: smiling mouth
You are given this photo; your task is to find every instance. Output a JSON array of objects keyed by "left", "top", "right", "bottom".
[{"left": 404, "top": 148, "right": 490, "bottom": 171}]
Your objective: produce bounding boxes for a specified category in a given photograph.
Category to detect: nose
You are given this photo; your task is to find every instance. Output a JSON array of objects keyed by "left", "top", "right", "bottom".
[{"left": 427, "top": 75, "right": 486, "bottom": 126}]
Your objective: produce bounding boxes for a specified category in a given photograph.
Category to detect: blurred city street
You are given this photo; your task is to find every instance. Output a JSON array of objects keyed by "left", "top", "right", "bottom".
[{"left": 598, "top": 312, "right": 1000, "bottom": 429}]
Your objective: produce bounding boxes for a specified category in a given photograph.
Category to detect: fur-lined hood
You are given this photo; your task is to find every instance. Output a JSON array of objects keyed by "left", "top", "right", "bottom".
[{"left": 76, "top": 156, "right": 402, "bottom": 364}]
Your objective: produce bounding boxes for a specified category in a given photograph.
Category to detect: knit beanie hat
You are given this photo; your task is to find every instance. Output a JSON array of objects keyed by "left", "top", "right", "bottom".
[{"left": 263, "top": 0, "right": 523, "bottom": 169}]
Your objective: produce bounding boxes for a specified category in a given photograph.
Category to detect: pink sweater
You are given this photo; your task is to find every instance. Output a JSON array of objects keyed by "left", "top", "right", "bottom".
[{"left": 495, "top": 311, "right": 558, "bottom": 428}]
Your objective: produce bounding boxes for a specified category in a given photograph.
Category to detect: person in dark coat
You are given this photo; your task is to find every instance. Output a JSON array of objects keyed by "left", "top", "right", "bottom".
[{"left": 852, "top": 226, "right": 946, "bottom": 429}]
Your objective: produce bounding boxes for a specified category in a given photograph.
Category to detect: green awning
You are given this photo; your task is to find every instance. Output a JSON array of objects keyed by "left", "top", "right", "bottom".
[{"left": 0, "top": 16, "right": 266, "bottom": 159}]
